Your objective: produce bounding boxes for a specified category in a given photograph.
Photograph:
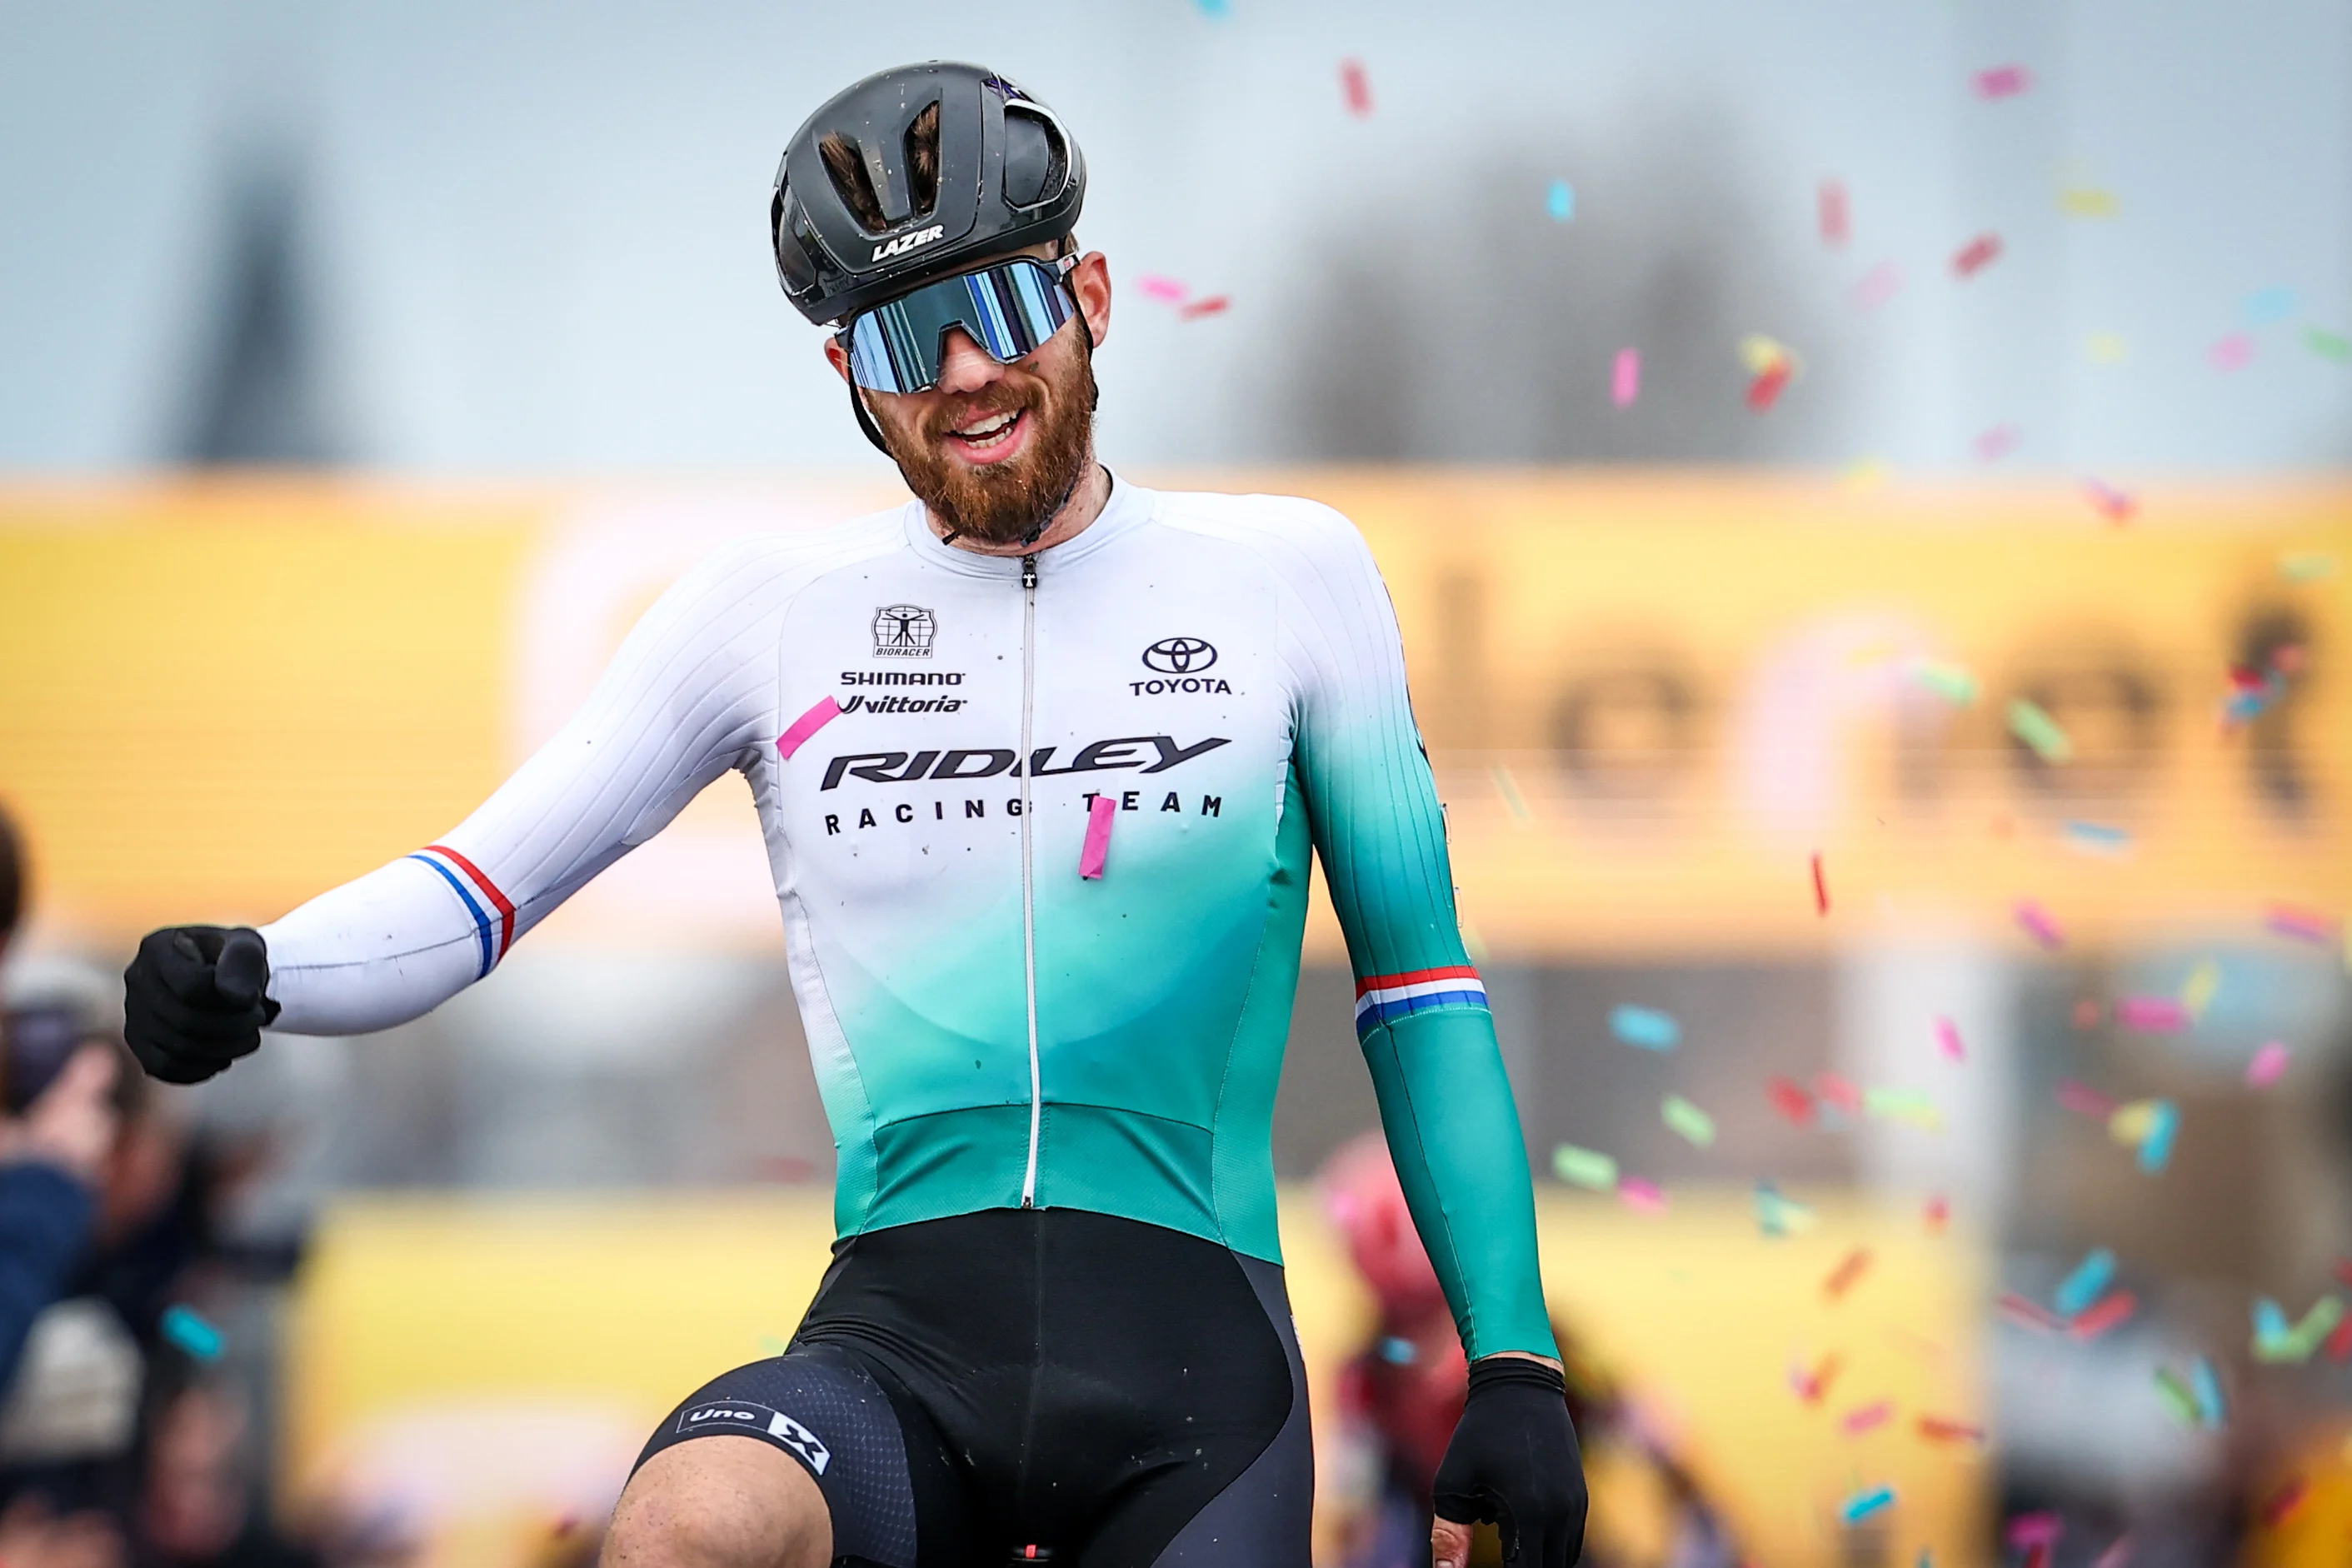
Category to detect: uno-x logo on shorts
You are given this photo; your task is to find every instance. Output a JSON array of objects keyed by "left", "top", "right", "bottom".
[{"left": 678, "top": 1400, "right": 831, "bottom": 1475}]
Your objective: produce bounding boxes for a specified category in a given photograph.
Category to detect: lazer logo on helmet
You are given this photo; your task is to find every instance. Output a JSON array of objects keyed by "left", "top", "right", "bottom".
[
  {"left": 820, "top": 734, "right": 1229, "bottom": 790},
  {"left": 871, "top": 224, "right": 946, "bottom": 262}
]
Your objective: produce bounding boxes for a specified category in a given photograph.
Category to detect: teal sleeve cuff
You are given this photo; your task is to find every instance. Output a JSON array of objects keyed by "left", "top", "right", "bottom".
[{"left": 1359, "top": 1006, "right": 1557, "bottom": 1361}]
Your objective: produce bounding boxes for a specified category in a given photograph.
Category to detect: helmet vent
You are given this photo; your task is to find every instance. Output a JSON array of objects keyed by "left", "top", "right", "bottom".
[{"left": 1001, "top": 105, "right": 1067, "bottom": 210}]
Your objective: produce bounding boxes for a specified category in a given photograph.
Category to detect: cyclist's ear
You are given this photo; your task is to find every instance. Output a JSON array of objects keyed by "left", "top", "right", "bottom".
[{"left": 1071, "top": 251, "right": 1111, "bottom": 350}]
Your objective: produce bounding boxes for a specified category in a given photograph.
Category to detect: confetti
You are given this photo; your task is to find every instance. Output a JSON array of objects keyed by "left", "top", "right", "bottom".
[
  {"left": 2060, "top": 188, "right": 2119, "bottom": 218},
  {"left": 2190, "top": 1356, "right": 2226, "bottom": 1427},
  {"left": 2255, "top": 1296, "right": 2346, "bottom": 1363},
  {"left": 1551, "top": 1142, "right": 1619, "bottom": 1191},
  {"left": 2306, "top": 327, "right": 2351, "bottom": 361},
  {"left": 2265, "top": 903, "right": 2338, "bottom": 943},
  {"left": 1755, "top": 1181, "right": 1816, "bottom": 1236},
  {"left": 2063, "top": 820, "right": 2133, "bottom": 856},
  {"left": 776, "top": 697, "right": 844, "bottom": 760},
  {"left": 2210, "top": 332, "right": 2255, "bottom": 372},
  {"left": 1546, "top": 179, "right": 1575, "bottom": 222},
  {"left": 2115, "top": 996, "right": 2188, "bottom": 1031},
  {"left": 2136, "top": 1101, "right": 2179, "bottom": 1173},
  {"left": 1973, "top": 65, "right": 2032, "bottom": 98},
  {"left": 2253, "top": 1296, "right": 2292, "bottom": 1351},
  {"left": 2243, "top": 286, "right": 2296, "bottom": 325},
  {"left": 1079, "top": 792, "right": 1116, "bottom": 879},
  {"left": 1842, "top": 1400, "right": 1893, "bottom": 1436},
  {"left": 2260, "top": 1476, "right": 2310, "bottom": 1528},
  {"left": 1194, "top": 0, "right": 1231, "bottom": 14},
  {"left": 2007, "top": 1512, "right": 2062, "bottom": 1549},
  {"left": 1490, "top": 765, "right": 1532, "bottom": 823},
  {"left": 1910, "top": 659, "right": 1979, "bottom": 705},
  {"left": 1611, "top": 347, "right": 1640, "bottom": 408},
  {"left": 2015, "top": 899, "right": 2065, "bottom": 949},
  {"left": 1616, "top": 1175, "right": 1669, "bottom": 1216},
  {"left": 1339, "top": 58, "right": 1372, "bottom": 117},
  {"left": 162, "top": 1304, "right": 224, "bottom": 1363},
  {"left": 1934, "top": 1017, "right": 1965, "bottom": 1063},
  {"left": 2070, "top": 1291, "right": 2136, "bottom": 1341},
  {"left": 2108, "top": 1099, "right": 2161, "bottom": 1144},
  {"left": 1811, "top": 851, "right": 1830, "bottom": 915},
  {"left": 2093, "top": 1537, "right": 2134, "bottom": 1568},
  {"left": 1610, "top": 1005, "right": 1680, "bottom": 1051},
  {"left": 1378, "top": 1335, "right": 1417, "bottom": 1365},
  {"left": 1790, "top": 1351, "right": 1842, "bottom": 1405},
  {"left": 1915, "top": 1415, "right": 1985, "bottom": 1446},
  {"left": 2007, "top": 699, "right": 2073, "bottom": 762},
  {"left": 1865, "top": 1087, "right": 1942, "bottom": 1131},
  {"left": 2247, "top": 1041, "right": 2293, "bottom": 1087},
  {"left": 2086, "top": 332, "right": 2130, "bottom": 362},
  {"left": 2056, "top": 1080, "right": 2116, "bottom": 1120},
  {"left": 1660, "top": 1093, "right": 1716, "bottom": 1147},
  {"left": 2180, "top": 958, "right": 2220, "bottom": 1017},
  {"left": 1824, "top": 1247, "right": 1875, "bottom": 1301},
  {"left": 1819, "top": 180, "right": 1850, "bottom": 247},
  {"left": 2325, "top": 1311, "right": 2352, "bottom": 1363},
  {"left": 1136, "top": 274, "right": 1188, "bottom": 302},
  {"left": 1768, "top": 1076, "right": 1817, "bottom": 1126},
  {"left": 2082, "top": 478, "right": 2137, "bottom": 522},
  {"left": 2279, "top": 552, "right": 2338, "bottom": 582},
  {"left": 1178, "top": 295, "right": 1230, "bottom": 320},
  {"left": 1840, "top": 1486, "right": 1895, "bottom": 1525},
  {"left": 1997, "top": 1291, "right": 2064, "bottom": 1331},
  {"left": 1746, "top": 359, "right": 1793, "bottom": 412},
  {"left": 1923, "top": 1193, "right": 1950, "bottom": 1235},
  {"left": 2054, "top": 1248, "right": 2117, "bottom": 1318},
  {"left": 2151, "top": 1367, "right": 2199, "bottom": 1426},
  {"left": 1974, "top": 425, "right": 2020, "bottom": 462},
  {"left": 2071, "top": 998, "right": 2105, "bottom": 1029},
  {"left": 1740, "top": 334, "right": 1795, "bottom": 375},
  {"left": 1815, "top": 1071, "right": 1863, "bottom": 1117},
  {"left": 1952, "top": 232, "right": 2003, "bottom": 277},
  {"left": 1850, "top": 261, "right": 1904, "bottom": 310}
]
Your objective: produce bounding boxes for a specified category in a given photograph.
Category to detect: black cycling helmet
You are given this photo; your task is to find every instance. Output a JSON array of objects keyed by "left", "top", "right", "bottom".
[{"left": 772, "top": 62, "right": 1086, "bottom": 327}]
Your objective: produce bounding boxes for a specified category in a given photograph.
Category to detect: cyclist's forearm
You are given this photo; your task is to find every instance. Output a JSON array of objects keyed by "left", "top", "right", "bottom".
[{"left": 259, "top": 854, "right": 512, "bottom": 1034}]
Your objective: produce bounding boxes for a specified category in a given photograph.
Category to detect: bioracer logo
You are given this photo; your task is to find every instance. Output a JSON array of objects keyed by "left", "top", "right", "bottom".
[{"left": 871, "top": 224, "right": 946, "bottom": 262}]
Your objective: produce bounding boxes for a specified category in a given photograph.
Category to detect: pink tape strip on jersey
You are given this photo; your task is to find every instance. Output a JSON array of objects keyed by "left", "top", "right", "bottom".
[
  {"left": 776, "top": 697, "right": 843, "bottom": 760},
  {"left": 1079, "top": 794, "right": 1116, "bottom": 879}
]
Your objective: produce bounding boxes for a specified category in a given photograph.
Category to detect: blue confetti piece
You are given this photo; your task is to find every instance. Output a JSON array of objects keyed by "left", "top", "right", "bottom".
[
  {"left": 2137, "top": 1101, "right": 2179, "bottom": 1173},
  {"left": 1840, "top": 1485, "right": 1896, "bottom": 1525},
  {"left": 1378, "top": 1336, "right": 1418, "bottom": 1365},
  {"left": 2253, "top": 1296, "right": 2290, "bottom": 1347},
  {"left": 2244, "top": 286, "right": 2295, "bottom": 326},
  {"left": 1546, "top": 179, "right": 1575, "bottom": 222},
  {"left": 2062, "top": 820, "right": 2133, "bottom": 855},
  {"left": 2054, "top": 1247, "right": 2117, "bottom": 1318},
  {"left": 161, "top": 1304, "right": 223, "bottom": 1363},
  {"left": 2190, "top": 1356, "right": 2226, "bottom": 1427},
  {"left": 1610, "top": 1005, "right": 1680, "bottom": 1051}
]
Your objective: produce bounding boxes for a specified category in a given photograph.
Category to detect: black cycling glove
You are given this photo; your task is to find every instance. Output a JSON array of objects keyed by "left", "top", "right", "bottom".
[
  {"left": 123, "top": 926, "right": 278, "bottom": 1084},
  {"left": 1433, "top": 1356, "right": 1588, "bottom": 1568}
]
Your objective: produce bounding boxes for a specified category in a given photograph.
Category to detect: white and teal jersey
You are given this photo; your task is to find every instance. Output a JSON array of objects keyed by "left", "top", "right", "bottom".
[{"left": 260, "top": 478, "right": 1555, "bottom": 1360}]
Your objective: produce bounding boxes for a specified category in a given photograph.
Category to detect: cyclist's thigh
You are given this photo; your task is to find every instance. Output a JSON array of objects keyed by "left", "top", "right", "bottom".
[{"left": 629, "top": 1342, "right": 952, "bottom": 1568}]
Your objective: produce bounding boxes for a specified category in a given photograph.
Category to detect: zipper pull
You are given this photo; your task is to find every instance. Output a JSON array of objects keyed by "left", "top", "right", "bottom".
[{"left": 1021, "top": 552, "right": 1038, "bottom": 590}]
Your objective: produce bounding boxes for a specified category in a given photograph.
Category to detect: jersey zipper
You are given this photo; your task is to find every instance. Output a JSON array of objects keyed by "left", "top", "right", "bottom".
[{"left": 1017, "top": 549, "right": 1042, "bottom": 1206}]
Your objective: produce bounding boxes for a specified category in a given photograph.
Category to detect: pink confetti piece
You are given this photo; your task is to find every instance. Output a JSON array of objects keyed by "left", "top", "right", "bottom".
[
  {"left": 2006, "top": 1511, "right": 2063, "bottom": 1549},
  {"left": 2057, "top": 1079, "right": 2118, "bottom": 1120},
  {"left": 1923, "top": 1193, "right": 1950, "bottom": 1235},
  {"left": 2092, "top": 1538, "right": 2134, "bottom": 1568},
  {"left": 1616, "top": 1175, "right": 1668, "bottom": 1215},
  {"left": 1746, "top": 359, "right": 1792, "bottom": 412},
  {"left": 1815, "top": 1071, "right": 1864, "bottom": 1117},
  {"left": 1974, "top": 65, "right": 2033, "bottom": 99},
  {"left": 1850, "top": 261, "right": 1904, "bottom": 309},
  {"left": 1974, "top": 424, "right": 2020, "bottom": 462},
  {"left": 1997, "top": 1291, "right": 2065, "bottom": 1331},
  {"left": 1611, "top": 347, "right": 1640, "bottom": 408},
  {"left": 2245, "top": 1041, "right": 2290, "bottom": 1087},
  {"left": 1136, "top": 274, "right": 1188, "bottom": 303},
  {"left": 2210, "top": 332, "right": 2255, "bottom": 372},
  {"left": 1767, "top": 1076, "right": 1817, "bottom": 1126},
  {"left": 1819, "top": 180, "right": 1850, "bottom": 247},
  {"left": 1079, "top": 793, "right": 1116, "bottom": 879},
  {"left": 2082, "top": 478, "right": 2137, "bottom": 522},
  {"left": 2070, "top": 1290, "right": 2138, "bottom": 1341},
  {"left": 1811, "top": 851, "right": 1830, "bottom": 914},
  {"left": 1339, "top": 57, "right": 1373, "bottom": 117},
  {"left": 1935, "top": 1016, "right": 1965, "bottom": 1062},
  {"left": 1842, "top": 1400, "right": 1894, "bottom": 1436},
  {"left": 2265, "top": 904, "right": 2339, "bottom": 944},
  {"left": 1952, "top": 232, "right": 2004, "bottom": 277},
  {"left": 2115, "top": 996, "right": 2189, "bottom": 1031},
  {"left": 2014, "top": 899, "right": 2065, "bottom": 949},
  {"left": 1179, "top": 295, "right": 1231, "bottom": 321},
  {"left": 776, "top": 697, "right": 843, "bottom": 760}
]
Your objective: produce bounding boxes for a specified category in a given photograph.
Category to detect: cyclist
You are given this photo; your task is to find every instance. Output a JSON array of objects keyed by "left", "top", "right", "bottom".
[{"left": 122, "top": 62, "right": 1585, "bottom": 1568}]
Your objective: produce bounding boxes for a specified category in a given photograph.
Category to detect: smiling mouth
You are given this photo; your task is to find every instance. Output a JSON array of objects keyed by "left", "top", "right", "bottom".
[{"left": 945, "top": 408, "right": 1025, "bottom": 457}]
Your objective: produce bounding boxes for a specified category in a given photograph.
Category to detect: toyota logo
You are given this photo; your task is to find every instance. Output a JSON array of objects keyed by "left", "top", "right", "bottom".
[{"left": 1142, "top": 637, "right": 1218, "bottom": 675}]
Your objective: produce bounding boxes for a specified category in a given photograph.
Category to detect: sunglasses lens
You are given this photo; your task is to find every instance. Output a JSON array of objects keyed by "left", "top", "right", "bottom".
[{"left": 845, "top": 259, "right": 1076, "bottom": 394}]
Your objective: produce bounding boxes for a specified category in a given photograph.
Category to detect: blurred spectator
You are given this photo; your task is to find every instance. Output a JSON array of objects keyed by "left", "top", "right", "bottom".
[{"left": 1319, "top": 1134, "right": 1741, "bottom": 1568}]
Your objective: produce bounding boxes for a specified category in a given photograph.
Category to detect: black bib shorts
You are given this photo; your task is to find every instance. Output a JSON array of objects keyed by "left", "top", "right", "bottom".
[{"left": 632, "top": 1208, "right": 1313, "bottom": 1568}]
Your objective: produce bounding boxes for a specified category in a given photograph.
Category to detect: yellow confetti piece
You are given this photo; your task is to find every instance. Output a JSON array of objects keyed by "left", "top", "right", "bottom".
[
  {"left": 2109, "top": 1099, "right": 2161, "bottom": 1146},
  {"left": 1739, "top": 334, "right": 1799, "bottom": 376},
  {"left": 2180, "top": 959, "right": 2220, "bottom": 1019},
  {"left": 2085, "top": 332, "right": 2130, "bottom": 364},
  {"left": 2059, "top": 187, "right": 2119, "bottom": 217}
]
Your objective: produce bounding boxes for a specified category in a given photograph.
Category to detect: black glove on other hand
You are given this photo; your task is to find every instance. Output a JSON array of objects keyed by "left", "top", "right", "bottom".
[
  {"left": 122, "top": 926, "right": 278, "bottom": 1084},
  {"left": 1433, "top": 1356, "right": 1588, "bottom": 1568}
]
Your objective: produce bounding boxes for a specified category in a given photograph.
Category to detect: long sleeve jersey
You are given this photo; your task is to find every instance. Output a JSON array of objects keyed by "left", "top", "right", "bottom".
[{"left": 260, "top": 478, "right": 1556, "bottom": 1359}]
